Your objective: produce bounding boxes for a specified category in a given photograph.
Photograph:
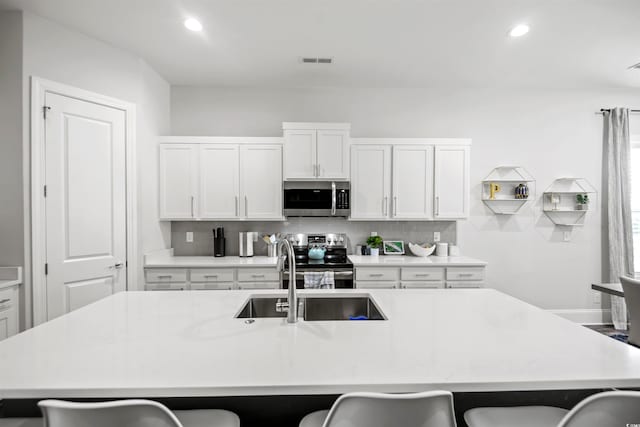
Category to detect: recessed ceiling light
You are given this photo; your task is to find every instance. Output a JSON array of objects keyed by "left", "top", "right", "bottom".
[
  {"left": 184, "top": 18, "right": 203, "bottom": 32},
  {"left": 509, "top": 24, "right": 530, "bottom": 37}
]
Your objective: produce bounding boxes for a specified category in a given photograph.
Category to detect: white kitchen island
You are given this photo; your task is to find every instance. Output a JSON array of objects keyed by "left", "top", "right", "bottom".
[{"left": 0, "top": 288, "right": 639, "bottom": 399}]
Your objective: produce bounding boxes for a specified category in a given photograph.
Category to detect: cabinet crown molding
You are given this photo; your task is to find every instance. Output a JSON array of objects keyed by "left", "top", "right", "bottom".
[
  {"left": 282, "top": 122, "right": 351, "bottom": 130},
  {"left": 351, "top": 138, "right": 471, "bottom": 146}
]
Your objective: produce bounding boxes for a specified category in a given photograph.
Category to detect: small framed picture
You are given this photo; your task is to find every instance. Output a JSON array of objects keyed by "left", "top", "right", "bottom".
[{"left": 383, "top": 241, "right": 405, "bottom": 255}]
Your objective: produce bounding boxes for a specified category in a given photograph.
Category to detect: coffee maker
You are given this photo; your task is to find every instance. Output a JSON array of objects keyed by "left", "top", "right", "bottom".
[{"left": 213, "top": 227, "right": 225, "bottom": 257}]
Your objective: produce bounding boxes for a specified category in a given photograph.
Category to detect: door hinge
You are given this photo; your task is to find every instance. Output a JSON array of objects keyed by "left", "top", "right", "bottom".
[
  {"left": 44, "top": 263, "right": 48, "bottom": 275},
  {"left": 43, "top": 185, "right": 47, "bottom": 198},
  {"left": 43, "top": 105, "right": 51, "bottom": 119}
]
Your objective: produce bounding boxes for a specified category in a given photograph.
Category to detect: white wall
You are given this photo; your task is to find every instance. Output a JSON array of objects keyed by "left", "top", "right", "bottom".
[
  {"left": 18, "top": 12, "right": 170, "bottom": 325},
  {"left": 0, "top": 11, "right": 23, "bottom": 268},
  {"left": 171, "top": 85, "right": 640, "bottom": 319}
]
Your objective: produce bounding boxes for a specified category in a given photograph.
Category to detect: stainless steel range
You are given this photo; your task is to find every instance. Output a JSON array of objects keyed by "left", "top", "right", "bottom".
[{"left": 282, "top": 233, "right": 353, "bottom": 289}]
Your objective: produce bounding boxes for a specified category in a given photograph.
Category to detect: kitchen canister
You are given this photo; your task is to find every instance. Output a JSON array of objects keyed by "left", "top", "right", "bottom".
[
  {"left": 449, "top": 245, "right": 460, "bottom": 256},
  {"left": 435, "top": 242, "right": 449, "bottom": 257}
]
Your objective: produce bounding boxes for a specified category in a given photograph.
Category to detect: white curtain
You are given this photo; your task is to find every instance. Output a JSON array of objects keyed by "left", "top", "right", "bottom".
[{"left": 604, "top": 107, "right": 634, "bottom": 330}]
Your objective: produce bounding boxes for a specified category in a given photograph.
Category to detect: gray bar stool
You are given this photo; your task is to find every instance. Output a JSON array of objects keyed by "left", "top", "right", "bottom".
[
  {"left": 38, "top": 399, "right": 240, "bottom": 427},
  {"left": 299, "top": 390, "right": 457, "bottom": 427},
  {"left": 464, "top": 390, "right": 640, "bottom": 427}
]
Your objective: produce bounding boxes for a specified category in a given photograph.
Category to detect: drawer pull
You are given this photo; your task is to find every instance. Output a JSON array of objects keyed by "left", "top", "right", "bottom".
[
  {"left": 369, "top": 273, "right": 384, "bottom": 277},
  {"left": 204, "top": 275, "right": 218, "bottom": 278},
  {"left": 0, "top": 298, "right": 10, "bottom": 304},
  {"left": 415, "top": 274, "right": 431, "bottom": 277},
  {"left": 458, "top": 273, "right": 474, "bottom": 277},
  {"left": 157, "top": 275, "right": 172, "bottom": 279},
  {"left": 252, "top": 274, "right": 265, "bottom": 278}
]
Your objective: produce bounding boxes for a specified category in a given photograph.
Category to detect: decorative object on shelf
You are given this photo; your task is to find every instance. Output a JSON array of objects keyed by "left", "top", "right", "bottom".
[
  {"left": 366, "top": 235, "right": 383, "bottom": 256},
  {"left": 543, "top": 178, "right": 596, "bottom": 226},
  {"left": 489, "top": 182, "right": 501, "bottom": 199},
  {"left": 515, "top": 183, "right": 529, "bottom": 199},
  {"left": 576, "top": 193, "right": 589, "bottom": 210},
  {"left": 481, "top": 167, "right": 536, "bottom": 214},
  {"left": 435, "top": 242, "right": 449, "bottom": 257},
  {"left": 407, "top": 243, "right": 435, "bottom": 257},
  {"left": 383, "top": 241, "right": 405, "bottom": 255}
]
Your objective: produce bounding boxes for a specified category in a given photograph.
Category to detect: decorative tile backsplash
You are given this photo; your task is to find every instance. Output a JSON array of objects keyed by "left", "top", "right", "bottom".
[{"left": 171, "top": 218, "right": 456, "bottom": 256}]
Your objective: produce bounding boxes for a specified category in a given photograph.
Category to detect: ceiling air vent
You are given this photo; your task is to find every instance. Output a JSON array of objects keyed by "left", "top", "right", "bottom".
[
  {"left": 300, "top": 57, "right": 333, "bottom": 64},
  {"left": 628, "top": 62, "right": 640, "bottom": 70}
]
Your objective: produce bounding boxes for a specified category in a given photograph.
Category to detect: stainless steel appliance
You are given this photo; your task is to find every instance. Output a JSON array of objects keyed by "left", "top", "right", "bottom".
[
  {"left": 239, "top": 232, "right": 255, "bottom": 257},
  {"left": 283, "top": 181, "right": 350, "bottom": 217},
  {"left": 282, "top": 233, "right": 354, "bottom": 289}
]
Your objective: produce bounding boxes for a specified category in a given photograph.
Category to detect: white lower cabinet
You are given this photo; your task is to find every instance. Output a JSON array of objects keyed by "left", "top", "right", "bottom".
[
  {"left": 146, "top": 283, "right": 187, "bottom": 291},
  {"left": 356, "top": 281, "right": 399, "bottom": 289},
  {"left": 355, "top": 266, "right": 485, "bottom": 290},
  {"left": 144, "top": 267, "right": 281, "bottom": 291},
  {"left": 237, "top": 282, "right": 279, "bottom": 290},
  {"left": 0, "top": 286, "right": 19, "bottom": 341},
  {"left": 190, "top": 282, "right": 234, "bottom": 291}
]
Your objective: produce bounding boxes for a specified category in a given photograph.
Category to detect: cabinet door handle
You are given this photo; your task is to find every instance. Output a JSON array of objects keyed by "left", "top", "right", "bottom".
[
  {"left": 0, "top": 298, "right": 10, "bottom": 304},
  {"left": 235, "top": 196, "right": 239, "bottom": 216},
  {"left": 393, "top": 196, "right": 398, "bottom": 217},
  {"left": 191, "top": 196, "right": 195, "bottom": 217},
  {"left": 435, "top": 196, "right": 440, "bottom": 216},
  {"left": 383, "top": 196, "right": 388, "bottom": 216},
  {"left": 317, "top": 163, "right": 321, "bottom": 177},
  {"left": 245, "top": 196, "right": 248, "bottom": 217}
]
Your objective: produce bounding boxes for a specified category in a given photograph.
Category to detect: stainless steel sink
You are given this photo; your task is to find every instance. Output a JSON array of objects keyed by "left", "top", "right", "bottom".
[{"left": 236, "top": 295, "right": 386, "bottom": 321}]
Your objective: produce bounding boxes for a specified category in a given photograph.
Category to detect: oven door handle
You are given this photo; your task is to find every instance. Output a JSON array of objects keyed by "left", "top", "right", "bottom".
[
  {"left": 331, "top": 181, "right": 336, "bottom": 216},
  {"left": 285, "top": 271, "right": 353, "bottom": 278}
]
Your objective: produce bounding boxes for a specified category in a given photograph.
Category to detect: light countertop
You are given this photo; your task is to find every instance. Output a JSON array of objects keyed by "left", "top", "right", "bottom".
[
  {"left": 0, "top": 266, "right": 22, "bottom": 290},
  {"left": 348, "top": 255, "right": 487, "bottom": 267},
  {"left": 145, "top": 255, "right": 277, "bottom": 268},
  {"left": 0, "top": 288, "right": 639, "bottom": 398}
]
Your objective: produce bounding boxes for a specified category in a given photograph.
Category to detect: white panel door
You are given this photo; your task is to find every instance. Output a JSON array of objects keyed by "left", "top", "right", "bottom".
[
  {"left": 240, "top": 145, "right": 283, "bottom": 219},
  {"left": 434, "top": 145, "right": 470, "bottom": 218},
  {"left": 200, "top": 144, "right": 240, "bottom": 219},
  {"left": 350, "top": 145, "right": 391, "bottom": 219},
  {"left": 44, "top": 93, "right": 127, "bottom": 320},
  {"left": 317, "top": 130, "right": 349, "bottom": 179},
  {"left": 159, "top": 144, "right": 199, "bottom": 219},
  {"left": 284, "top": 130, "right": 316, "bottom": 179},
  {"left": 392, "top": 145, "right": 434, "bottom": 219}
]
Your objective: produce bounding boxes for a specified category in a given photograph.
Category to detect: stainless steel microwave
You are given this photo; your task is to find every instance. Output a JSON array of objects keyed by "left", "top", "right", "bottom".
[{"left": 283, "top": 181, "right": 350, "bottom": 217}]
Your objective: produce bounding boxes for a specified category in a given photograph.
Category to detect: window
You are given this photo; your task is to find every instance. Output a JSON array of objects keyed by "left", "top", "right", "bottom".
[{"left": 632, "top": 135, "right": 640, "bottom": 273}]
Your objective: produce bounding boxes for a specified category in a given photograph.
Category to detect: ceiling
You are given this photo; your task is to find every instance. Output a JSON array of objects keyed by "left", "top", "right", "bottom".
[{"left": 1, "top": 0, "right": 639, "bottom": 89}]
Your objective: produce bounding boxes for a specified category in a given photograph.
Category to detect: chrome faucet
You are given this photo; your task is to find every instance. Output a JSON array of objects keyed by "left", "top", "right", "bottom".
[{"left": 275, "top": 236, "right": 297, "bottom": 323}]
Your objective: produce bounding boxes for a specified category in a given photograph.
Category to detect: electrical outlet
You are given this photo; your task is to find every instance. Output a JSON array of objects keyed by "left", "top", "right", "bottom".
[
  {"left": 433, "top": 232, "right": 441, "bottom": 242},
  {"left": 593, "top": 291, "right": 601, "bottom": 305},
  {"left": 186, "top": 232, "right": 193, "bottom": 243}
]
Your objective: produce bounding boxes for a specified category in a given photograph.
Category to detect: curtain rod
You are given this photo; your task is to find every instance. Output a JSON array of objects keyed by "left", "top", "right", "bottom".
[{"left": 597, "top": 108, "right": 640, "bottom": 114}]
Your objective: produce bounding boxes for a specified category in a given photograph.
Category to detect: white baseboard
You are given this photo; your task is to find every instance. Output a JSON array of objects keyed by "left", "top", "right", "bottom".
[{"left": 549, "top": 309, "right": 612, "bottom": 325}]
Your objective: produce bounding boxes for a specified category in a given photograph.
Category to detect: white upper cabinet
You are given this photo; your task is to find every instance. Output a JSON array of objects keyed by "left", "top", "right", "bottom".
[
  {"left": 159, "top": 138, "right": 283, "bottom": 221},
  {"left": 350, "top": 144, "right": 391, "bottom": 220},
  {"left": 316, "top": 130, "right": 349, "bottom": 179},
  {"left": 200, "top": 144, "right": 240, "bottom": 219},
  {"left": 240, "top": 144, "right": 283, "bottom": 219},
  {"left": 392, "top": 145, "right": 434, "bottom": 219},
  {"left": 434, "top": 145, "right": 470, "bottom": 219},
  {"left": 283, "top": 123, "right": 350, "bottom": 180},
  {"left": 283, "top": 129, "right": 316, "bottom": 179},
  {"left": 159, "top": 144, "right": 199, "bottom": 219}
]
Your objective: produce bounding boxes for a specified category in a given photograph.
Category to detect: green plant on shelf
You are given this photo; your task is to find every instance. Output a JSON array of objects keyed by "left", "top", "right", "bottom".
[
  {"left": 366, "top": 235, "right": 383, "bottom": 249},
  {"left": 576, "top": 194, "right": 589, "bottom": 204}
]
